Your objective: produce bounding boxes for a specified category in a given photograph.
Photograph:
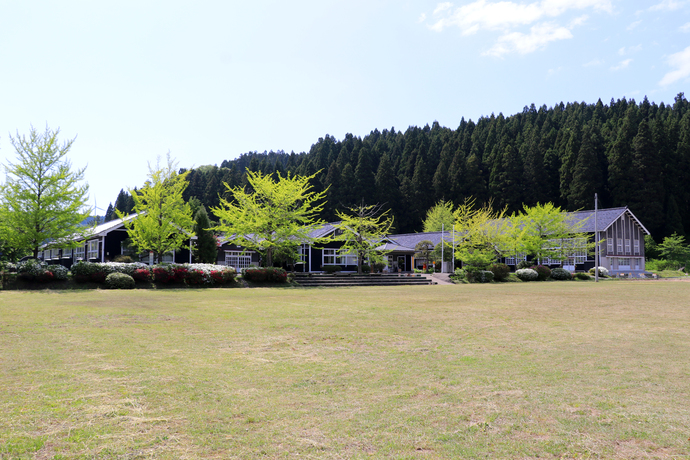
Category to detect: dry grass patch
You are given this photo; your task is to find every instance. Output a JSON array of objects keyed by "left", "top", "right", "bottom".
[{"left": 1, "top": 282, "right": 689, "bottom": 458}]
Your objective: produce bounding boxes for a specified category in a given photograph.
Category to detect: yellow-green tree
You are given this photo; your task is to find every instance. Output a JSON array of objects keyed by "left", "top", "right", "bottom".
[
  {"left": 0, "top": 126, "right": 90, "bottom": 259},
  {"left": 510, "top": 203, "right": 591, "bottom": 264},
  {"left": 212, "top": 170, "right": 327, "bottom": 267},
  {"left": 453, "top": 198, "right": 511, "bottom": 269},
  {"left": 335, "top": 202, "right": 394, "bottom": 274},
  {"left": 117, "top": 154, "right": 194, "bottom": 263},
  {"left": 422, "top": 200, "right": 455, "bottom": 232}
]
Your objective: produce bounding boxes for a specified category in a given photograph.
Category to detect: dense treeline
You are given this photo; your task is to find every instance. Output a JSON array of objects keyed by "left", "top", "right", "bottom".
[{"left": 106, "top": 93, "right": 690, "bottom": 241}]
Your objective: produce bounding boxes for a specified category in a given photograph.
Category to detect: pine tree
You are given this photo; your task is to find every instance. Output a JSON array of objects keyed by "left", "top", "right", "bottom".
[
  {"left": 568, "top": 123, "right": 605, "bottom": 209},
  {"left": 194, "top": 205, "right": 217, "bottom": 263}
]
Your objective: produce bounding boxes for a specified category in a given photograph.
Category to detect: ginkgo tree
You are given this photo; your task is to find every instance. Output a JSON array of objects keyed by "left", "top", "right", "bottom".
[
  {"left": 334, "top": 202, "right": 394, "bottom": 274},
  {"left": 452, "top": 197, "right": 511, "bottom": 269},
  {"left": 117, "top": 154, "right": 194, "bottom": 263},
  {"left": 0, "top": 125, "right": 90, "bottom": 259},
  {"left": 212, "top": 170, "right": 327, "bottom": 267}
]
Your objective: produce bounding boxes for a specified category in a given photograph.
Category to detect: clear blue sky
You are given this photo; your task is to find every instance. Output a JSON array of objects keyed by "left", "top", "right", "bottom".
[{"left": 1, "top": 0, "right": 689, "bottom": 213}]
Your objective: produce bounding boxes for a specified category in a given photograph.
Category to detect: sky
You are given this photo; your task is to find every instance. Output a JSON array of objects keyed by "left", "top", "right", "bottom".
[{"left": 1, "top": 0, "right": 689, "bottom": 214}]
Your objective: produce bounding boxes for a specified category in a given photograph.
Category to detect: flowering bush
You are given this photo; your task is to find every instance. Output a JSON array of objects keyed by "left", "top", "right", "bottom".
[
  {"left": 71, "top": 261, "right": 151, "bottom": 283},
  {"left": 132, "top": 268, "right": 152, "bottom": 282},
  {"left": 242, "top": 267, "right": 288, "bottom": 283},
  {"left": 0, "top": 262, "right": 18, "bottom": 273},
  {"left": 17, "top": 259, "right": 66, "bottom": 282},
  {"left": 550, "top": 267, "right": 572, "bottom": 280},
  {"left": 515, "top": 268, "right": 539, "bottom": 281},
  {"left": 531, "top": 265, "right": 552, "bottom": 281},
  {"left": 588, "top": 266, "right": 609, "bottom": 277},
  {"left": 152, "top": 263, "right": 236, "bottom": 285}
]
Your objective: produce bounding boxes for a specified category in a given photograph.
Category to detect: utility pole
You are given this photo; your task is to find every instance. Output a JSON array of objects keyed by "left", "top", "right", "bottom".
[
  {"left": 441, "top": 223, "right": 444, "bottom": 273},
  {"left": 595, "top": 193, "right": 599, "bottom": 283}
]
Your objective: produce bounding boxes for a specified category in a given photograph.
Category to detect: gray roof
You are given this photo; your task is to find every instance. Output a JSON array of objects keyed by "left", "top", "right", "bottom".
[
  {"left": 385, "top": 231, "right": 453, "bottom": 252},
  {"left": 566, "top": 207, "right": 650, "bottom": 234}
]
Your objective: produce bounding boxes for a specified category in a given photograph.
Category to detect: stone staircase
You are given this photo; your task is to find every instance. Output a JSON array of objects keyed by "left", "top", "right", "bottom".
[{"left": 293, "top": 273, "right": 433, "bottom": 287}]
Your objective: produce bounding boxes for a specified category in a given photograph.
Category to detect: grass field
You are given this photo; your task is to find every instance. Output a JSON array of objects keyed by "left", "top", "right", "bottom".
[{"left": 1, "top": 282, "right": 689, "bottom": 459}]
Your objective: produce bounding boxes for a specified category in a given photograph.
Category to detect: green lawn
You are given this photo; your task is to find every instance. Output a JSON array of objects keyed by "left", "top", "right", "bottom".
[{"left": 1, "top": 282, "right": 689, "bottom": 459}]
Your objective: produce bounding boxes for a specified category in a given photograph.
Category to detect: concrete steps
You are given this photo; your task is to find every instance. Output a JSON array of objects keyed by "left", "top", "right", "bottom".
[{"left": 293, "top": 273, "right": 433, "bottom": 287}]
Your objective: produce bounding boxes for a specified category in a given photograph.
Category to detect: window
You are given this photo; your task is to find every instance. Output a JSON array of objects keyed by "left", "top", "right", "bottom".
[
  {"left": 607, "top": 236, "right": 613, "bottom": 254},
  {"left": 619, "top": 258, "right": 631, "bottom": 269},
  {"left": 617, "top": 239, "right": 623, "bottom": 254},
  {"left": 323, "top": 248, "right": 357, "bottom": 266},
  {"left": 225, "top": 251, "right": 251, "bottom": 269},
  {"left": 161, "top": 251, "right": 175, "bottom": 263},
  {"left": 323, "top": 248, "right": 336, "bottom": 265},
  {"left": 505, "top": 253, "right": 526, "bottom": 266},
  {"left": 625, "top": 238, "right": 631, "bottom": 255},
  {"left": 296, "top": 245, "right": 308, "bottom": 264},
  {"left": 634, "top": 239, "right": 640, "bottom": 255},
  {"left": 87, "top": 240, "right": 99, "bottom": 260},
  {"left": 62, "top": 248, "right": 72, "bottom": 258},
  {"left": 75, "top": 245, "right": 85, "bottom": 260}
]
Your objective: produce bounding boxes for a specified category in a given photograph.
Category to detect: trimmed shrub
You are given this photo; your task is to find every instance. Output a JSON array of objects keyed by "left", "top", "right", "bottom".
[
  {"left": 476, "top": 270, "right": 494, "bottom": 283},
  {"left": 489, "top": 263, "right": 510, "bottom": 281},
  {"left": 51, "top": 265, "right": 69, "bottom": 281},
  {"left": 242, "top": 267, "right": 287, "bottom": 283},
  {"left": 112, "top": 255, "right": 134, "bottom": 263},
  {"left": 588, "top": 266, "right": 609, "bottom": 277},
  {"left": 531, "top": 265, "right": 552, "bottom": 281},
  {"left": 132, "top": 268, "right": 152, "bottom": 282},
  {"left": 361, "top": 264, "right": 371, "bottom": 274},
  {"left": 17, "top": 259, "right": 60, "bottom": 282},
  {"left": 515, "top": 268, "right": 539, "bottom": 281},
  {"left": 516, "top": 260, "right": 531, "bottom": 270},
  {"left": 105, "top": 272, "right": 135, "bottom": 289},
  {"left": 323, "top": 265, "right": 341, "bottom": 274},
  {"left": 70, "top": 261, "right": 112, "bottom": 283},
  {"left": 372, "top": 262, "right": 386, "bottom": 273},
  {"left": 575, "top": 272, "right": 591, "bottom": 280},
  {"left": 550, "top": 268, "right": 572, "bottom": 280}
]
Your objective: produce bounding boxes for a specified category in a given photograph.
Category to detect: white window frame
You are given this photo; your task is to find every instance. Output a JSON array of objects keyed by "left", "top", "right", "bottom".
[
  {"left": 505, "top": 253, "right": 526, "bottom": 266},
  {"left": 625, "top": 238, "right": 631, "bottom": 255},
  {"left": 296, "top": 245, "right": 308, "bottom": 264},
  {"left": 62, "top": 247, "right": 72, "bottom": 258},
  {"left": 75, "top": 245, "right": 85, "bottom": 261},
  {"left": 161, "top": 251, "right": 175, "bottom": 263},
  {"left": 225, "top": 251, "right": 251, "bottom": 270},
  {"left": 633, "top": 239, "right": 640, "bottom": 255},
  {"left": 87, "top": 240, "right": 99, "bottom": 260},
  {"left": 619, "top": 258, "right": 631, "bottom": 270},
  {"left": 617, "top": 239, "right": 623, "bottom": 254},
  {"left": 323, "top": 248, "right": 357, "bottom": 266}
]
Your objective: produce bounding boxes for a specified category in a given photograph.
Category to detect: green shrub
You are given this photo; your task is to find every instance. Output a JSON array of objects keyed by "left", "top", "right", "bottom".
[
  {"left": 476, "top": 270, "right": 494, "bottom": 283},
  {"left": 575, "top": 272, "right": 591, "bottom": 280},
  {"left": 112, "top": 255, "right": 134, "bottom": 263},
  {"left": 588, "top": 266, "right": 609, "bottom": 277},
  {"left": 645, "top": 259, "right": 677, "bottom": 272},
  {"left": 323, "top": 265, "right": 341, "bottom": 274},
  {"left": 372, "top": 262, "right": 386, "bottom": 273},
  {"left": 242, "top": 267, "right": 288, "bottom": 283},
  {"left": 531, "top": 265, "right": 552, "bottom": 281},
  {"left": 489, "top": 263, "right": 510, "bottom": 281},
  {"left": 361, "top": 264, "right": 371, "bottom": 273},
  {"left": 105, "top": 272, "right": 135, "bottom": 289},
  {"left": 515, "top": 268, "right": 538, "bottom": 281},
  {"left": 516, "top": 260, "right": 531, "bottom": 270},
  {"left": 550, "top": 268, "right": 572, "bottom": 280}
]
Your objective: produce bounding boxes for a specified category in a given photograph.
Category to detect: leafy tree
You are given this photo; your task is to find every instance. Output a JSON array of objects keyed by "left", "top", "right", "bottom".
[
  {"left": 213, "top": 170, "right": 327, "bottom": 267},
  {"left": 117, "top": 154, "right": 194, "bottom": 263},
  {"left": 511, "top": 203, "right": 591, "bottom": 264},
  {"left": 431, "top": 240, "right": 453, "bottom": 263},
  {"left": 194, "top": 205, "right": 217, "bottom": 264},
  {"left": 0, "top": 125, "right": 90, "bottom": 259},
  {"left": 657, "top": 233, "right": 690, "bottom": 269},
  {"left": 453, "top": 198, "right": 510, "bottom": 269},
  {"left": 414, "top": 240, "right": 434, "bottom": 266},
  {"left": 422, "top": 200, "right": 455, "bottom": 232},
  {"left": 334, "top": 202, "right": 394, "bottom": 274}
]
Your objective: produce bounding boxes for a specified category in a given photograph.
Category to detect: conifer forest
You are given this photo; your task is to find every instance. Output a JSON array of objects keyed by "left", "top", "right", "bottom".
[{"left": 106, "top": 94, "right": 690, "bottom": 242}]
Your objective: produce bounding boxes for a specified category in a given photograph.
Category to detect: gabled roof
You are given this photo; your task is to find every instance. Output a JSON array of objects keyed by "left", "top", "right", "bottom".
[
  {"left": 387, "top": 231, "right": 452, "bottom": 249},
  {"left": 84, "top": 214, "right": 138, "bottom": 239},
  {"left": 566, "top": 207, "right": 650, "bottom": 234}
]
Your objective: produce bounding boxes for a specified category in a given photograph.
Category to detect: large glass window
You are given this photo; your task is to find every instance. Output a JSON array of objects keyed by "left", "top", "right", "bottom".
[
  {"left": 62, "top": 248, "right": 72, "bottom": 258},
  {"left": 225, "top": 251, "right": 251, "bottom": 269},
  {"left": 87, "top": 240, "right": 99, "bottom": 260},
  {"left": 75, "top": 245, "right": 85, "bottom": 261},
  {"left": 323, "top": 248, "right": 357, "bottom": 266}
]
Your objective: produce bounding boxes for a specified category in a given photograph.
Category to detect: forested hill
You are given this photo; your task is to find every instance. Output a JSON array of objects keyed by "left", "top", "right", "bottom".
[{"left": 108, "top": 94, "right": 690, "bottom": 241}]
